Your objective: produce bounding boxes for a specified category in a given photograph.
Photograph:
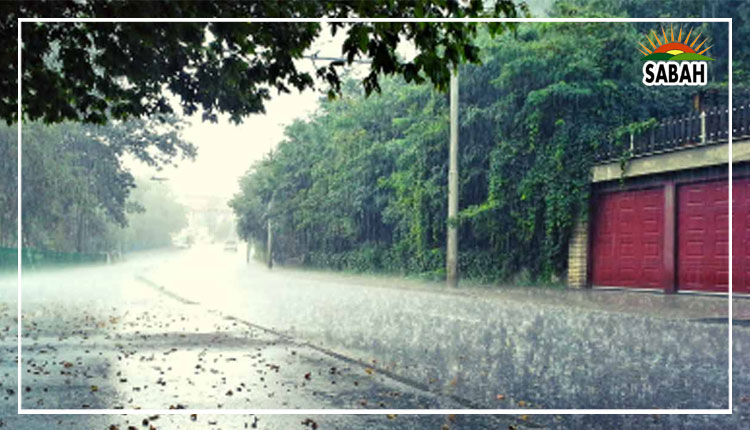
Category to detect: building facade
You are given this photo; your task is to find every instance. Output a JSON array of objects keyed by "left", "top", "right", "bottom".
[{"left": 569, "top": 98, "right": 750, "bottom": 294}]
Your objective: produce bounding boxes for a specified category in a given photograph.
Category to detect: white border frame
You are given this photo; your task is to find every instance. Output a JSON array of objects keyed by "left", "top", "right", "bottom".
[{"left": 16, "top": 17, "right": 733, "bottom": 416}]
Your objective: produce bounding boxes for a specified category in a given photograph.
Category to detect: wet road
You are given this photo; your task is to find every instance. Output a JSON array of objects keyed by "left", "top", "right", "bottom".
[{"left": 0, "top": 245, "right": 749, "bottom": 429}]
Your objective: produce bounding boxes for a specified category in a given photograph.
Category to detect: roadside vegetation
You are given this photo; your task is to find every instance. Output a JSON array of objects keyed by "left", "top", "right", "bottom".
[
  {"left": 1, "top": 0, "right": 526, "bottom": 265},
  {"left": 0, "top": 119, "right": 192, "bottom": 256},
  {"left": 1, "top": 0, "right": 747, "bottom": 279},
  {"left": 230, "top": 0, "right": 745, "bottom": 283}
]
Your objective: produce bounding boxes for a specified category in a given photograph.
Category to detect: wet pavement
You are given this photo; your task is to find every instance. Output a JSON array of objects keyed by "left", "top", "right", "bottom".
[
  {"left": 0, "top": 256, "right": 521, "bottom": 429},
  {"left": 0, "top": 245, "right": 748, "bottom": 429}
]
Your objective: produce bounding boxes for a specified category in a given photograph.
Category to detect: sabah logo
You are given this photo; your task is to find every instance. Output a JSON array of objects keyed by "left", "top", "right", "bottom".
[{"left": 639, "top": 25, "right": 713, "bottom": 86}]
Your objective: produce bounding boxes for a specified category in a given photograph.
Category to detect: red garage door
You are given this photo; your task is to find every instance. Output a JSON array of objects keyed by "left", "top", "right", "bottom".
[
  {"left": 591, "top": 188, "right": 665, "bottom": 288},
  {"left": 736, "top": 179, "right": 750, "bottom": 294},
  {"left": 679, "top": 178, "right": 750, "bottom": 293}
]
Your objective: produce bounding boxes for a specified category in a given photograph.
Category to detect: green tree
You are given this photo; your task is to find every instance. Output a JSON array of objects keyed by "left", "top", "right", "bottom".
[
  {"left": 4, "top": 0, "right": 524, "bottom": 125},
  {"left": 1, "top": 117, "right": 194, "bottom": 253},
  {"left": 116, "top": 178, "right": 188, "bottom": 251},
  {"left": 0, "top": 125, "right": 16, "bottom": 247},
  {"left": 230, "top": 17, "right": 729, "bottom": 282}
]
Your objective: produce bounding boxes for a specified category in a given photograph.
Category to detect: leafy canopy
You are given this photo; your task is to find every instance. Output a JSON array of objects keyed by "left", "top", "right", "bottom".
[
  {"left": 1, "top": 117, "right": 194, "bottom": 252},
  {"left": 230, "top": 19, "right": 706, "bottom": 281},
  {"left": 4, "top": 0, "right": 524, "bottom": 125}
]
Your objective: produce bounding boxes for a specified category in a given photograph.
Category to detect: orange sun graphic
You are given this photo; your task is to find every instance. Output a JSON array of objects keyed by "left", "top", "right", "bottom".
[{"left": 639, "top": 24, "right": 713, "bottom": 61}]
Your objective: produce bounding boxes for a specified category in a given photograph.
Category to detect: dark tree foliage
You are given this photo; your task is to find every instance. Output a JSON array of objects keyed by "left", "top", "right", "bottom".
[{"left": 2, "top": 0, "right": 524, "bottom": 125}]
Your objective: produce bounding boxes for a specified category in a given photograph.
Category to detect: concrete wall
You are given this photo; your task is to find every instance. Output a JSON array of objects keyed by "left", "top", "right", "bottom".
[{"left": 591, "top": 140, "right": 749, "bottom": 183}]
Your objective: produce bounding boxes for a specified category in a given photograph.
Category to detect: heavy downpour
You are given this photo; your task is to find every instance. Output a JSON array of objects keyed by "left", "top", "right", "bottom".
[{"left": 1, "top": 1, "right": 750, "bottom": 430}]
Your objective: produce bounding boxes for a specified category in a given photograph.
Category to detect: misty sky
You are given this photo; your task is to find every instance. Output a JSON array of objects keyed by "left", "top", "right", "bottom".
[{"left": 128, "top": 28, "right": 369, "bottom": 209}]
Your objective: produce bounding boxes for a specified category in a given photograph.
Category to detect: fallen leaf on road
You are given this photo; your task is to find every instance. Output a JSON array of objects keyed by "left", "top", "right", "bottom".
[
  {"left": 364, "top": 367, "right": 374, "bottom": 375},
  {"left": 496, "top": 394, "right": 505, "bottom": 400},
  {"left": 90, "top": 385, "right": 98, "bottom": 392},
  {"left": 386, "top": 414, "right": 397, "bottom": 420}
]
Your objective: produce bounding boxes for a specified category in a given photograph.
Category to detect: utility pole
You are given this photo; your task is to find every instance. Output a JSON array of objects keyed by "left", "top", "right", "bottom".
[
  {"left": 301, "top": 53, "right": 460, "bottom": 284},
  {"left": 267, "top": 196, "right": 273, "bottom": 269},
  {"left": 446, "top": 69, "right": 459, "bottom": 288}
]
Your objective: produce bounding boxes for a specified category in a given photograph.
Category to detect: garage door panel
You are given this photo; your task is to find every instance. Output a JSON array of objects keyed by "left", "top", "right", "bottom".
[
  {"left": 678, "top": 180, "right": 724, "bottom": 292},
  {"left": 619, "top": 239, "right": 635, "bottom": 257},
  {"left": 716, "top": 239, "right": 728, "bottom": 257},
  {"left": 683, "top": 240, "right": 704, "bottom": 256},
  {"left": 681, "top": 267, "right": 700, "bottom": 286},
  {"left": 592, "top": 178, "right": 749, "bottom": 294},
  {"left": 619, "top": 268, "right": 636, "bottom": 283},
  {"left": 591, "top": 187, "right": 665, "bottom": 288},
  {"left": 716, "top": 270, "right": 729, "bottom": 287},
  {"left": 642, "top": 219, "right": 659, "bottom": 233},
  {"left": 734, "top": 179, "right": 750, "bottom": 293},
  {"left": 643, "top": 240, "right": 660, "bottom": 257},
  {"left": 643, "top": 268, "right": 661, "bottom": 284},
  {"left": 684, "top": 215, "right": 705, "bottom": 232},
  {"left": 716, "top": 214, "right": 729, "bottom": 230},
  {"left": 678, "top": 178, "right": 750, "bottom": 294}
]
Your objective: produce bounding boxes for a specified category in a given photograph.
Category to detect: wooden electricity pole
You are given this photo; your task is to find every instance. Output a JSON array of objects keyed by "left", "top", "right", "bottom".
[
  {"left": 266, "top": 196, "right": 273, "bottom": 269},
  {"left": 266, "top": 197, "right": 273, "bottom": 269},
  {"left": 267, "top": 217, "right": 273, "bottom": 268},
  {"left": 446, "top": 69, "right": 459, "bottom": 288}
]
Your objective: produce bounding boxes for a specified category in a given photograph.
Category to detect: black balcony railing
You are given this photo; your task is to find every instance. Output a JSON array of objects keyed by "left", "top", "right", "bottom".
[{"left": 594, "top": 99, "right": 750, "bottom": 163}]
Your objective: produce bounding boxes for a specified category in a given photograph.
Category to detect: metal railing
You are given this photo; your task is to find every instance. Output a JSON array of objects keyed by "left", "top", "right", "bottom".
[{"left": 594, "top": 99, "right": 750, "bottom": 163}]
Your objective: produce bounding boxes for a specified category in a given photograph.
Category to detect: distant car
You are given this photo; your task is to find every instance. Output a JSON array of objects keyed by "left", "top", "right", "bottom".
[
  {"left": 224, "top": 240, "right": 238, "bottom": 252},
  {"left": 173, "top": 238, "right": 191, "bottom": 249}
]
